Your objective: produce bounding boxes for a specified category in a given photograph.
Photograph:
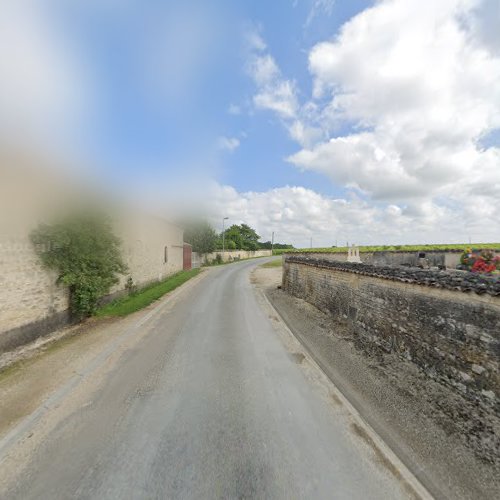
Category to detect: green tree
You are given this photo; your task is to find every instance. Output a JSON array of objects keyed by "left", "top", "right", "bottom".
[
  {"left": 273, "top": 242, "right": 294, "bottom": 249},
  {"left": 184, "top": 220, "right": 218, "bottom": 255},
  {"left": 222, "top": 223, "right": 261, "bottom": 250},
  {"left": 224, "top": 224, "right": 243, "bottom": 249},
  {"left": 31, "top": 213, "right": 127, "bottom": 319},
  {"left": 258, "top": 241, "right": 293, "bottom": 250},
  {"left": 239, "top": 223, "right": 260, "bottom": 250},
  {"left": 225, "top": 239, "right": 237, "bottom": 250}
]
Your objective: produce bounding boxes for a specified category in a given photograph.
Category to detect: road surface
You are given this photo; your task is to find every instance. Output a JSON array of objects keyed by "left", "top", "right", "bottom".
[{"left": 0, "top": 259, "right": 427, "bottom": 499}]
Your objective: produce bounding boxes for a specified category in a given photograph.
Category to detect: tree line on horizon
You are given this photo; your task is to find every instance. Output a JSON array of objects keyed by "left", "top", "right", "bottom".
[{"left": 183, "top": 220, "right": 294, "bottom": 255}]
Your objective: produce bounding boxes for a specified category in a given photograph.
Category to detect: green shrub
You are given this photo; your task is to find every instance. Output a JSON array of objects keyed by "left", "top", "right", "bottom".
[{"left": 31, "top": 213, "right": 127, "bottom": 319}]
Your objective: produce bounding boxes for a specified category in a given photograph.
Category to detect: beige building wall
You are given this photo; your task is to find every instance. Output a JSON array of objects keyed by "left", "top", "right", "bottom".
[
  {"left": 113, "top": 211, "right": 184, "bottom": 292},
  {"left": 0, "top": 230, "right": 70, "bottom": 343},
  {"left": 0, "top": 150, "right": 183, "bottom": 352}
]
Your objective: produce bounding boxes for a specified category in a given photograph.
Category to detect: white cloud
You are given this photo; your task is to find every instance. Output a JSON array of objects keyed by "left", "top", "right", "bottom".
[
  {"left": 246, "top": 30, "right": 325, "bottom": 149},
  {"left": 288, "top": 120, "right": 323, "bottom": 148},
  {"left": 217, "top": 136, "right": 240, "bottom": 152},
  {"left": 246, "top": 39, "right": 299, "bottom": 120},
  {"left": 246, "top": 0, "right": 500, "bottom": 241},
  {"left": 249, "top": 54, "right": 280, "bottom": 87},
  {"left": 295, "top": 0, "right": 500, "bottom": 203},
  {"left": 253, "top": 80, "right": 298, "bottom": 119},
  {"left": 202, "top": 182, "right": 376, "bottom": 246},
  {"left": 192, "top": 181, "right": 496, "bottom": 247}
]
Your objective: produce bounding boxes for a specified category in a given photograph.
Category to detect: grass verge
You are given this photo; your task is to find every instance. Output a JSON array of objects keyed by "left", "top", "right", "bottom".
[{"left": 96, "top": 269, "right": 200, "bottom": 317}]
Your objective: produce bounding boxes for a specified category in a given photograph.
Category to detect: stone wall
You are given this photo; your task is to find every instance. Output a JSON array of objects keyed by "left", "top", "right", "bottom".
[
  {"left": 283, "top": 249, "right": 500, "bottom": 269},
  {"left": 192, "top": 249, "right": 272, "bottom": 266},
  {"left": 283, "top": 256, "right": 500, "bottom": 406}
]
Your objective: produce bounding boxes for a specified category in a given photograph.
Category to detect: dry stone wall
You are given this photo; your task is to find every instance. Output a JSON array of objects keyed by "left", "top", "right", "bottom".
[{"left": 283, "top": 255, "right": 500, "bottom": 407}]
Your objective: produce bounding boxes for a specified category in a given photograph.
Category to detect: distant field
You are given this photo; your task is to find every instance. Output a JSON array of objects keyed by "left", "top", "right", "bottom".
[{"left": 272, "top": 243, "right": 500, "bottom": 255}]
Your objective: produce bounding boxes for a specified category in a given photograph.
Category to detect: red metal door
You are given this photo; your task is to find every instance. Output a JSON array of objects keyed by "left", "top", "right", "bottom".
[{"left": 183, "top": 243, "right": 192, "bottom": 270}]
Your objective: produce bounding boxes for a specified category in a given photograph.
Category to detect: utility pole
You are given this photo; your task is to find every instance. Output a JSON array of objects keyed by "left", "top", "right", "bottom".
[
  {"left": 271, "top": 231, "right": 275, "bottom": 254},
  {"left": 310, "top": 237, "right": 313, "bottom": 249},
  {"left": 222, "top": 217, "right": 229, "bottom": 254}
]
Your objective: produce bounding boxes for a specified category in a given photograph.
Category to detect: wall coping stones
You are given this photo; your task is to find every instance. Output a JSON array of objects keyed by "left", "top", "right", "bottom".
[{"left": 285, "top": 255, "right": 500, "bottom": 297}]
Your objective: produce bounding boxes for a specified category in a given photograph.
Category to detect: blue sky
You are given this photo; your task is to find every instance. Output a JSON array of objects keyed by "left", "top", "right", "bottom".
[
  {"left": 1, "top": 0, "right": 499, "bottom": 246},
  {"left": 48, "top": 0, "right": 370, "bottom": 197}
]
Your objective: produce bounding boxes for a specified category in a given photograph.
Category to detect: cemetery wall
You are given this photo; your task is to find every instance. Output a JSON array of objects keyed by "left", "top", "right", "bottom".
[
  {"left": 284, "top": 249, "right": 500, "bottom": 269},
  {"left": 283, "top": 255, "right": 500, "bottom": 407}
]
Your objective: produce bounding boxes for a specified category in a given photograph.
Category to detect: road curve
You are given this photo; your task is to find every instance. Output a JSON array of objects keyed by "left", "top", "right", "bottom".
[{"left": 2, "top": 259, "right": 423, "bottom": 499}]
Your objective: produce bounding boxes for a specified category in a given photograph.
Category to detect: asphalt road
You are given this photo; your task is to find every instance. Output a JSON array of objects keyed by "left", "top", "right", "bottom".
[{"left": 1, "top": 259, "right": 425, "bottom": 499}]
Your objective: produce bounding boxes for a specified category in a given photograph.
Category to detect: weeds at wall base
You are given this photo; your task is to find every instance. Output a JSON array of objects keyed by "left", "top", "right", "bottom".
[{"left": 96, "top": 269, "right": 200, "bottom": 317}]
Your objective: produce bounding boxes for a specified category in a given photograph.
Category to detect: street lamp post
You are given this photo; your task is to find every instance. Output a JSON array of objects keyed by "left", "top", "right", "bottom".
[{"left": 222, "top": 217, "right": 229, "bottom": 255}]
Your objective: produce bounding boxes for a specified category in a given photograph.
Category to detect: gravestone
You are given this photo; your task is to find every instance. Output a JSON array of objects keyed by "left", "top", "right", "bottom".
[{"left": 347, "top": 244, "right": 361, "bottom": 263}]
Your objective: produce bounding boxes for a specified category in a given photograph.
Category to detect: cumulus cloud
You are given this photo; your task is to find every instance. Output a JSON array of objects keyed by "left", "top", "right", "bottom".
[
  {"left": 189, "top": 181, "right": 496, "bottom": 247},
  {"left": 202, "top": 182, "right": 376, "bottom": 246},
  {"left": 245, "top": 0, "right": 500, "bottom": 241},
  {"left": 290, "top": 0, "right": 500, "bottom": 204}
]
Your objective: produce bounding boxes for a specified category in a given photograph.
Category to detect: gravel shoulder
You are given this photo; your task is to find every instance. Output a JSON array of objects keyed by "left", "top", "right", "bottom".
[
  {"left": 0, "top": 270, "right": 209, "bottom": 442},
  {"left": 252, "top": 265, "right": 500, "bottom": 500}
]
